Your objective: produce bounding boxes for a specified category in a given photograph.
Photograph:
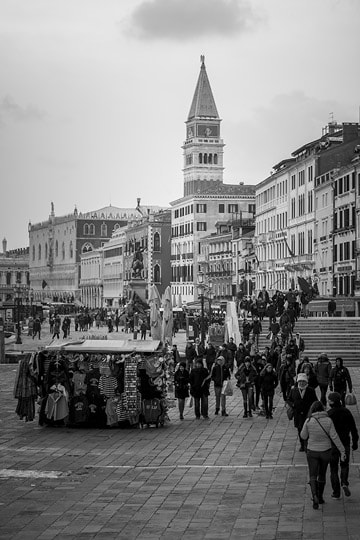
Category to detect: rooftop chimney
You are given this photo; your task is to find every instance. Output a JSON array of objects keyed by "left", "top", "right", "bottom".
[
  {"left": 136, "top": 198, "right": 141, "bottom": 208},
  {"left": 2, "top": 238, "right": 7, "bottom": 254},
  {"left": 342, "top": 122, "right": 359, "bottom": 144}
]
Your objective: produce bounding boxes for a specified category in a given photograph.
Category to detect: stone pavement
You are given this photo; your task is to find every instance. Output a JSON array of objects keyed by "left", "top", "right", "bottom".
[{"left": 1, "top": 329, "right": 360, "bottom": 539}]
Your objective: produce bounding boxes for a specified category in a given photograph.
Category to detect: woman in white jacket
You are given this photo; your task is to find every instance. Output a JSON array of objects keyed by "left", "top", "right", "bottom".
[{"left": 301, "top": 400, "right": 346, "bottom": 509}]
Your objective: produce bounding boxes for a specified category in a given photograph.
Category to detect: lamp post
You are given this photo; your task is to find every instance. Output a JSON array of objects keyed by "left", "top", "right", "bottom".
[
  {"left": 197, "top": 271, "right": 206, "bottom": 346},
  {"left": 30, "top": 288, "right": 34, "bottom": 318},
  {"left": 14, "top": 280, "right": 22, "bottom": 345},
  {"left": 208, "top": 282, "right": 213, "bottom": 324}
]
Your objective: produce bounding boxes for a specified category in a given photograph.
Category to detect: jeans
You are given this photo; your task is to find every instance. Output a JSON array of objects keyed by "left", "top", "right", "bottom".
[
  {"left": 330, "top": 446, "right": 350, "bottom": 496},
  {"left": 263, "top": 390, "right": 274, "bottom": 416},
  {"left": 318, "top": 384, "right": 328, "bottom": 406},
  {"left": 214, "top": 385, "right": 226, "bottom": 412},
  {"left": 194, "top": 396, "right": 208, "bottom": 418},
  {"left": 306, "top": 448, "right": 332, "bottom": 484},
  {"left": 241, "top": 386, "right": 254, "bottom": 411}
]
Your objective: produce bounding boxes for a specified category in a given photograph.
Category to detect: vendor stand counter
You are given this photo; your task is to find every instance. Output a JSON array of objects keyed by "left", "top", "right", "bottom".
[
  {"left": 44, "top": 339, "right": 162, "bottom": 354},
  {"left": 14, "top": 339, "right": 170, "bottom": 429}
]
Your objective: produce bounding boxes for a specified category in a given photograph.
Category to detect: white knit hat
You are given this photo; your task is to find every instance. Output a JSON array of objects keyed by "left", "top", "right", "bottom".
[{"left": 297, "top": 373, "right": 308, "bottom": 383}]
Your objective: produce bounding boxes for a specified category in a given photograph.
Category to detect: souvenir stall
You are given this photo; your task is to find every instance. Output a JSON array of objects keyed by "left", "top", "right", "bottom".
[{"left": 13, "top": 340, "right": 172, "bottom": 429}]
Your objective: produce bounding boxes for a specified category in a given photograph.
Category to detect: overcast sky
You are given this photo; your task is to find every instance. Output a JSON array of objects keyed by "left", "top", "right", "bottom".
[{"left": 1, "top": 0, "right": 359, "bottom": 249}]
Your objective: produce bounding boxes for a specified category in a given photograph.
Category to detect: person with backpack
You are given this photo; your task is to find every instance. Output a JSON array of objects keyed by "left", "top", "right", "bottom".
[
  {"left": 329, "top": 357, "right": 352, "bottom": 407},
  {"left": 315, "top": 353, "right": 332, "bottom": 406}
]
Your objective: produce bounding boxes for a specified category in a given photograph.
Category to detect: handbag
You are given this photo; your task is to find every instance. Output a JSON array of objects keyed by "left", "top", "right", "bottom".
[
  {"left": 186, "top": 396, "right": 193, "bottom": 408},
  {"left": 345, "top": 392, "right": 357, "bottom": 406},
  {"left": 221, "top": 380, "right": 233, "bottom": 396},
  {"left": 285, "top": 402, "right": 294, "bottom": 420}
]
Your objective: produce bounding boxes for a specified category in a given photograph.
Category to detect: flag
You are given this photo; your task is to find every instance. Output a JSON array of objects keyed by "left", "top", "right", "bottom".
[{"left": 42, "top": 280, "right": 48, "bottom": 289}]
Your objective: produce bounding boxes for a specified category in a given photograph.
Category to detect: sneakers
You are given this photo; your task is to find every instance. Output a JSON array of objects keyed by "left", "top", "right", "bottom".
[
  {"left": 243, "top": 412, "right": 248, "bottom": 418},
  {"left": 221, "top": 411, "right": 229, "bottom": 417},
  {"left": 180, "top": 415, "right": 184, "bottom": 420},
  {"left": 331, "top": 493, "right": 341, "bottom": 500},
  {"left": 342, "top": 485, "right": 351, "bottom": 497}
]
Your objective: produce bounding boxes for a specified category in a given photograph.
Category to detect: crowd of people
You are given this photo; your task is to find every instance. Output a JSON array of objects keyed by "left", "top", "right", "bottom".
[{"left": 175, "top": 286, "right": 358, "bottom": 508}]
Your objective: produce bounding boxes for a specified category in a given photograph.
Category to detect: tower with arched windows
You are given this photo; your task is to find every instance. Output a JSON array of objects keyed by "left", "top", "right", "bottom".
[{"left": 183, "top": 55, "right": 224, "bottom": 197}]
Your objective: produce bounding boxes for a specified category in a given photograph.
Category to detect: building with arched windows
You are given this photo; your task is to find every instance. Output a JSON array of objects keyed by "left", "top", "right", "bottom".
[{"left": 28, "top": 202, "right": 156, "bottom": 302}]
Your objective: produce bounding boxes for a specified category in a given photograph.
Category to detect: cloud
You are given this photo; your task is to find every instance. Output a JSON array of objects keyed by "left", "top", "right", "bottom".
[
  {"left": 0, "top": 95, "right": 46, "bottom": 126},
  {"left": 125, "top": 0, "right": 259, "bottom": 41}
]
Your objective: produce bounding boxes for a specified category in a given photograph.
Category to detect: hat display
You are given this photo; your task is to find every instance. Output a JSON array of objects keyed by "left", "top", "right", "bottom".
[{"left": 297, "top": 373, "right": 308, "bottom": 383}]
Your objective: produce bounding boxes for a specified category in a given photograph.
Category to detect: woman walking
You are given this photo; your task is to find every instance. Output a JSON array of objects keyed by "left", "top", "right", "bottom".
[
  {"left": 174, "top": 362, "right": 190, "bottom": 420},
  {"left": 300, "top": 401, "right": 346, "bottom": 509}
]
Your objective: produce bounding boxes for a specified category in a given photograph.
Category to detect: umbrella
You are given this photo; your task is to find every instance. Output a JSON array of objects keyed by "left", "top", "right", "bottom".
[
  {"left": 161, "top": 286, "right": 173, "bottom": 346},
  {"left": 148, "top": 284, "right": 162, "bottom": 341}
]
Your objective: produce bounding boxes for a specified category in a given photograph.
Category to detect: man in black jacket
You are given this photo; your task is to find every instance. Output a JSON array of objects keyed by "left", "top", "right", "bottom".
[
  {"left": 327, "top": 392, "right": 359, "bottom": 499},
  {"left": 189, "top": 360, "right": 210, "bottom": 419}
]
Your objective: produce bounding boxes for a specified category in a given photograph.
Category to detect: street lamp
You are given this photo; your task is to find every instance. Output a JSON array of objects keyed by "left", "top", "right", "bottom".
[
  {"left": 14, "top": 280, "right": 22, "bottom": 345},
  {"left": 208, "top": 281, "right": 213, "bottom": 324},
  {"left": 29, "top": 288, "right": 34, "bottom": 318},
  {"left": 197, "top": 271, "right": 206, "bottom": 346}
]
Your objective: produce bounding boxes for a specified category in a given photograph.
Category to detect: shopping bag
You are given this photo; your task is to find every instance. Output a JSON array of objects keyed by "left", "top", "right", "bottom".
[
  {"left": 285, "top": 402, "right": 294, "bottom": 420},
  {"left": 221, "top": 380, "right": 233, "bottom": 396},
  {"left": 345, "top": 392, "right": 357, "bottom": 406},
  {"left": 186, "top": 396, "right": 193, "bottom": 408}
]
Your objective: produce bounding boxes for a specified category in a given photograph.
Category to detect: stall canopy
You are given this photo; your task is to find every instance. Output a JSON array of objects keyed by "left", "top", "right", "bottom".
[{"left": 45, "top": 339, "right": 161, "bottom": 354}]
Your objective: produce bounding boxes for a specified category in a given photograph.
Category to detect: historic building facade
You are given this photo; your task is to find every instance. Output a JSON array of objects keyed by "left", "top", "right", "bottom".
[
  {"left": 170, "top": 57, "right": 256, "bottom": 305},
  {"left": 0, "top": 239, "right": 30, "bottom": 321},
  {"left": 255, "top": 122, "right": 360, "bottom": 297},
  {"left": 28, "top": 202, "right": 152, "bottom": 302}
]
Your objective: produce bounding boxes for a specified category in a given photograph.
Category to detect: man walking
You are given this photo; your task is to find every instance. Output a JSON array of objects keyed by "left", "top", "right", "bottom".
[{"left": 327, "top": 392, "right": 358, "bottom": 498}]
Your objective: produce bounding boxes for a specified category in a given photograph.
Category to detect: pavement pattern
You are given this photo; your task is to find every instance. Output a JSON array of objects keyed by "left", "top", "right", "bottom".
[{"left": 1, "top": 327, "right": 360, "bottom": 539}]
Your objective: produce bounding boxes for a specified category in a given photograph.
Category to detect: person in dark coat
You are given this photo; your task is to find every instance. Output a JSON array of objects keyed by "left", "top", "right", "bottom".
[
  {"left": 287, "top": 373, "right": 317, "bottom": 451},
  {"left": 251, "top": 316, "right": 262, "bottom": 348},
  {"left": 279, "top": 355, "right": 296, "bottom": 400},
  {"left": 328, "top": 299, "right": 337, "bottom": 317},
  {"left": 210, "top": 356, "right": 230, "bottom": 416},
  {"left": 226, "top": 338, "right": 237, "bottom": 372},
  {"left": 174, "top": 363, "right": 190, "bottom": 420},
  {"left": 300, "top": 363, "right": 318, "bottom": 391},
  {"left": 185, "top": 341, "right": 196, "bottom": 370},
  {"left": 235, "top": 343, "right": 247, "bottom": 368},
  {"left": 235, "top": 357, "right": 257, "bottom": 418},
  {"left": 242, "top": 318, "right": 252, "bottom": 343},
  {"left": 260, "top": 363, "right": 278, "bottom": 419},
  {"left": 205, "top": 343, "right": 217, "bottom": 372},
  {"left": 327, "top": 392, "right": 359, "bottom": 498},
  {"left": 189, "top": 360, "right": 210, "bottom": 419},
  {"left": 315, "top": 353, "right": 332, "bottom": 406},
  {"left": 329, "top": 357, "right": 352, "bottom": 407}
]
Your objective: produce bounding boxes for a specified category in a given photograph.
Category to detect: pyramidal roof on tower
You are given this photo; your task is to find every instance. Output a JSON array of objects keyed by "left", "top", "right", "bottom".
[{"left": 188, "top": 56, "right": 219, "bottom": 120}]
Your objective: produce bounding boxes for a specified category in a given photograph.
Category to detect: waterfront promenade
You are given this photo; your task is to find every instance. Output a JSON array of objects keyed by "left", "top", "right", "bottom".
[{"left": 1, "top": 326, "right": 359, "bottom": 539}]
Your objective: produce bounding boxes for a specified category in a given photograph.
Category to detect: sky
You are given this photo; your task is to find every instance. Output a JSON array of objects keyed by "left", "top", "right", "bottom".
[{"left": 1, "top": 0, "right": 359, "bottom": 249}]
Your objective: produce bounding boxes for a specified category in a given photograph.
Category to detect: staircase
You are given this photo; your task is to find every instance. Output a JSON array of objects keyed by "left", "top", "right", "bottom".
[{"left": 256, "top": 317, "right": 360, "bottom": 366}]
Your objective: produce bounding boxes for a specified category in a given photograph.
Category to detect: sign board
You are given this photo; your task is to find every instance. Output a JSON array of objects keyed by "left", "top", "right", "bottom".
[{"left": 6, "top": 309, "right": 13, "bottom": 321}]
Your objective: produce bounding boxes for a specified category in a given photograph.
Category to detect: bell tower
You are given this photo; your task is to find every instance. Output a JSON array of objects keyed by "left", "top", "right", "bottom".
[{"left": 182, "top": 56, "right": 225, "bottom": 196}]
